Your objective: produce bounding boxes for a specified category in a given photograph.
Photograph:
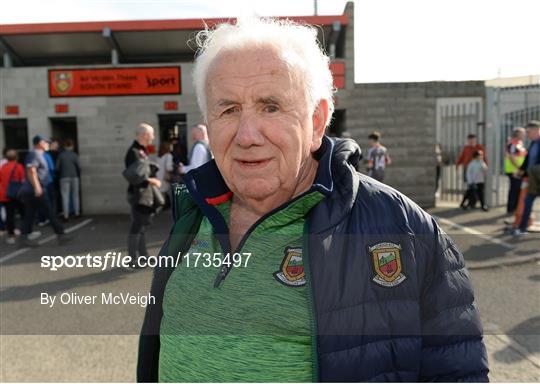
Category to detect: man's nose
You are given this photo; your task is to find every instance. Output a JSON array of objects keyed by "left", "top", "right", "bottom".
[{"left": 235, "top": 111, "right": 265, "bottom": 148}]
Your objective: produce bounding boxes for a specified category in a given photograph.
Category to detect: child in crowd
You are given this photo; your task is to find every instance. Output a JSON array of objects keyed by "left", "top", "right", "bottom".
[{"left": 461, "top": 150, "right": 488, "bottom": 211}]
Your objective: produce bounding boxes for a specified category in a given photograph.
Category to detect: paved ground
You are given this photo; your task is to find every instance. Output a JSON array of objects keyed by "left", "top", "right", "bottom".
[
  {"left": 429, "top": 203, "right": 540, "bottom": 382},
  {"left": 0, "top": 202, "right": 538, "bottom": 382}
]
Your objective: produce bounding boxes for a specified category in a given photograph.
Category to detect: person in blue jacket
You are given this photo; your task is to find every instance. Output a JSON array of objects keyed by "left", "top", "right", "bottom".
[{"left": 137, "top": 17, "right": 489, "bottom": 382}]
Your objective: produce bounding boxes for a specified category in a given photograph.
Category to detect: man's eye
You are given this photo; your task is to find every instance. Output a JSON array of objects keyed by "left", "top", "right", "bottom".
[
  {"left": 222, "top": 106, "right": 239, "bottom": 115},
  {"left": 265, "top": 105, "right": 279, "bottom": 113}
]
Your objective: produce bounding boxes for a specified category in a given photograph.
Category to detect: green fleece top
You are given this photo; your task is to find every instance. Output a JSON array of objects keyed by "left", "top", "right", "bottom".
[{"left": 159, "top": 191, "right": 324, "bottom": 382}]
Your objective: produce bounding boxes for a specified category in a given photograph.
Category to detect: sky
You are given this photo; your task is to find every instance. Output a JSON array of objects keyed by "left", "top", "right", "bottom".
[{"left": 1, "top": 0, "right": 539, "bottom": 83}]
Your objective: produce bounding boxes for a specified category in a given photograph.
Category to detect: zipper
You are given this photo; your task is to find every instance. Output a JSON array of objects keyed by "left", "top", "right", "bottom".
[
  {"left": 210, "top": 192, "right": 321, "bottom": 380},
  {"left": 213, "top": 190, "right": 316, "bottom": 288},
  {"left": 303, "top": 219, "right": 320, "bottom": 382}
]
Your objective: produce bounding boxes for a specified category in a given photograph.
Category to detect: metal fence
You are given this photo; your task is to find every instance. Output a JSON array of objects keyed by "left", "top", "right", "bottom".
[
  {"left": 436, "top": 97, "right": 484, "bottom": 202},
  {"left": 485, "top": 85, "right": 540, "bottom": 207},
  {"left": 436, "top": 85, "right": 540, "bottom": 207}
]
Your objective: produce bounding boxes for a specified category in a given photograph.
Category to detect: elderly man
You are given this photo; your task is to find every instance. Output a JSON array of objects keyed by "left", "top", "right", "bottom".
[
  {"left": 138, "top": 18, "right": 488, "bottom": 382},
  {"left": 180, "top": 124, "right": 212, "bottom": 173},
  {"left": 124, "top": 123, "right": 161, "bottom": 267}
]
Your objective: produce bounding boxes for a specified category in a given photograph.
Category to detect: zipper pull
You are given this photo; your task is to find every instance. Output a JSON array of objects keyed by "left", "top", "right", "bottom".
[{"left": 213, "top": 264, "right": 231, "bottom": 288}]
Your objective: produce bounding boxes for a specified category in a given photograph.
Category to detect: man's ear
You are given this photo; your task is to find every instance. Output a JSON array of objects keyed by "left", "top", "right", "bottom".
[{"left": 311, "top": 99, "right": 329, "bottom": 153}]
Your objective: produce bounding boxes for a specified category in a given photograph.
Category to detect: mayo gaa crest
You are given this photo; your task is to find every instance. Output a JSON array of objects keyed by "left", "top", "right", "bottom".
[
  {"left": 369, "top": 242, "right": 406, "bottom": 287},
  {"left": 274, "top": 247, "right": 306, "bottom": 287}
]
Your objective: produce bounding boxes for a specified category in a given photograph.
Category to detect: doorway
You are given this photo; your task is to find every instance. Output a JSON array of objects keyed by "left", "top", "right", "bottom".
[
  {"left": 158, "top": 114, "right": 187, "bottom": 164},
  {"left": 328, "top": 110, "right": 346, "bottom": 137},
  {"left": 2, "top": 118, "right": 29, "bottom": 163},
  {"left": 50, "top": 117, "right": 79, "bottom": 153}
]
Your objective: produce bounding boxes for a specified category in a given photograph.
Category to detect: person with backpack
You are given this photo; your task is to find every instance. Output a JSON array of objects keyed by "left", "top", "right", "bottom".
[{"left": 0, "top": 149, "right": 25, "bottom": 244}]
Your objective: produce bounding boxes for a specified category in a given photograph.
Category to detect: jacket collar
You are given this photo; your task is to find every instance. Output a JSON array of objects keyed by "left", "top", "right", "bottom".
[
  {"left": 183, "top": 136, "right": 338, "bottom": 250},
  {"left": 131, "top": 140, "right": 148, "bottom": 153},
  {"left": 183, "top": 135, "right": 363, "bottom": 249},
  {"left": 185, "top": 135, "right": 336, "bottom": 206}
]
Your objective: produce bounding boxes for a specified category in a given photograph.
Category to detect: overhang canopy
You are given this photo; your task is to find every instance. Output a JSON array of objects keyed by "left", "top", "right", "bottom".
[{"left": 0, "top": 15, "right": 348, "bottom": 66}]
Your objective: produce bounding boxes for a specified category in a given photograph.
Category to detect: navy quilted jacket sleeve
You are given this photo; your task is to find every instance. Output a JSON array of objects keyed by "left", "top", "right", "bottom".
[{"left": 418, "top": 217, "right": 489, "bottom": 382}]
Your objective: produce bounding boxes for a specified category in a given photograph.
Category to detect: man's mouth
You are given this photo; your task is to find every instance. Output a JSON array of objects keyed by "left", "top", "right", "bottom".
[{"left": 236, "top": 158, "right": 271, "bottom": 168}]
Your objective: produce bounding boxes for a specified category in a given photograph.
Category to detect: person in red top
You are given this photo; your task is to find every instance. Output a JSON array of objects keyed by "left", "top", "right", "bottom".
[
  {"left": 456, "top": 134, "right": 488, "bottom": 173},
  {"left": 456, "top": 134, "right": 487, "bottom": 209},
  {"left": 0, "top": 149, "right": 25, "bottom": 244}
]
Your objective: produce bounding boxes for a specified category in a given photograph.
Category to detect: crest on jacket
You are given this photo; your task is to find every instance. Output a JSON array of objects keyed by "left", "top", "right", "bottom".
[
  {"left": 369, "top": 242, "right": 406, "bottom": 287},
  {"left": 274, "top": 247, "right": 306, "bottom": 287}
]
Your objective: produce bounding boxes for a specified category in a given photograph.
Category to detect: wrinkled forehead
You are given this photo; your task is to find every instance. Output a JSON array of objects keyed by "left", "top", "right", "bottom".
[{"left": 205, "top": 45, "right": 305, "bottom": 99}]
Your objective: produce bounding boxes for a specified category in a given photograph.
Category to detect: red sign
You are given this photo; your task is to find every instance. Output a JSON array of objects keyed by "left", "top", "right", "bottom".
[
  {"left": 164, "top": 101, "right": 178, "bottom": 111},
  {"left": 5, "top": 105, "right": 19, "bottom": 115},
  {"left": 330, "top": 62, "right": 346, "bottom": 90},
  {"left": 48, "top": 67, "right": 181, "bottom": 97},
  {"left": 55, "top": 104, "right": 69, "bottom": 113}
]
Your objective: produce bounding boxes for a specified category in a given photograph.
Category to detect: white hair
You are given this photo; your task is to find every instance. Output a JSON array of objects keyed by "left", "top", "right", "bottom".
[
  {"left": 192, "top": 17, "right": 335, "bottom": 126},
  {"left": 192, "top": 123, "right": 208, "bottom": 140},
  {"left": 136, "top": 123, "right": 153, "bottom": 137}
]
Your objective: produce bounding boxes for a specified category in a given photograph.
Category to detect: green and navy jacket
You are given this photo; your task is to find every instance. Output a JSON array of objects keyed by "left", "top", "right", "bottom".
[{"left": 138, "top": 136, "right": 489, "bottom": 382}]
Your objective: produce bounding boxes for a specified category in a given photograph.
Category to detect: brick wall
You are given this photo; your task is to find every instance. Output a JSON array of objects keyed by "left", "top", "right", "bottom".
[
  {"left": 340, "top": 81, "right": 485, "bottom": 208},
  {"left": 0, "top": 64, "right": 202, "bottom": 214}
]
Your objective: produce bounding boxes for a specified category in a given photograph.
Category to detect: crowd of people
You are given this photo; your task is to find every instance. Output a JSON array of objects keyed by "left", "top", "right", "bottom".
[
  {"left": 0, "top": 123, "right": 214, "bottom": 249},
  {"left": 452, "top": 120, "right": 540, "bottom": 235},
  {"left": 512, "top": 121, "right": 540, "bottom": 235},
  {"left": 2, "top": 119, "right": 537, "bottom": 247},
  {"left": 0, "top": 136, "right": 80, "bottom": 246}
]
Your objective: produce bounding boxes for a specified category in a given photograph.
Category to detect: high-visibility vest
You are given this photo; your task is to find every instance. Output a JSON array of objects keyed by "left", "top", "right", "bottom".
[{"left": 504, "top": 139, "right": 527, "bottom": 173}]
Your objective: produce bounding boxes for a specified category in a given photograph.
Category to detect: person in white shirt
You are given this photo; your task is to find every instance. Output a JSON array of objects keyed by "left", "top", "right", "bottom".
[
  {"left": 180, "top": 124, "right": 212, "bottom": 174},
  {"left": 157, "top": 141, "right": 174, "bottom": 208}
]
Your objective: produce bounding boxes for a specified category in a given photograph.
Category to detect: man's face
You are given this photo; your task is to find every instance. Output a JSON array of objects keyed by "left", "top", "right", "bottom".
[
  {"left": 39, "top": 140, "right": 50, "bottom": 151},
  {"left": 191, "top": 128, "right": 202, "bottom": 142},
  {"left": 467, "top": 137, "right": 477, "bottom": 146},
  {"left": 142, "top": 129, "right": 155, "bottom": 146},
  {"left": 527, "top": 127, "right": 540, "bottom": 141},
  {"left": 205, "top": 46, "right": 326, "bottom": 202},
  {"left": 368, "top": 139, "right": 377, "bottom": 147},
  {"left": 50, "top": 141, "right": 59, "bottom": 151}
]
